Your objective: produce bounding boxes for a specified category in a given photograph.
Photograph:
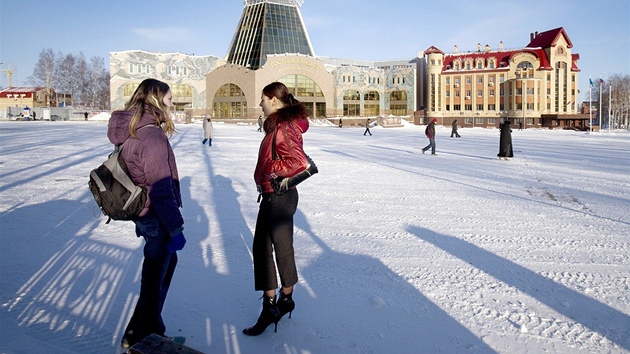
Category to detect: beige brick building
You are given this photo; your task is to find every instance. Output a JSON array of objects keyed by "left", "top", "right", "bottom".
[{"left": 425, "top": 28, "right": 586, "bottom": 129}]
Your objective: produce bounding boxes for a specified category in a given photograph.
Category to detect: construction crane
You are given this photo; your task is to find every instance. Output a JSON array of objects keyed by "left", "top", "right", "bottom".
[{"left": 0, "top": 64, "right": 16, "bottom": 87}]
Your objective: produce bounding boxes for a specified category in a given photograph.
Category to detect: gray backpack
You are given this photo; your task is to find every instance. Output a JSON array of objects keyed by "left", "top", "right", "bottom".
[{"left": 89, "top": 139, "right": 146, "bottom": 223}]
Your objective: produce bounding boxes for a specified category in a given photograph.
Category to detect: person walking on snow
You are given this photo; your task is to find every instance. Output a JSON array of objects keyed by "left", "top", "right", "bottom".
[
  {"left": 364, "top": 119, "right": 372, "bottom": 136},
  {"left": 202, "top": 115, "right": 213, "bottom": 146},
  {"left": 422, "top": 118, "right": 438, "bottom": 155},
  {"left": 451, "top": 119, "right": 461, "bottom": 138},
  {"left": 498, "top": 120, "right": 514, "bottom": 160}
]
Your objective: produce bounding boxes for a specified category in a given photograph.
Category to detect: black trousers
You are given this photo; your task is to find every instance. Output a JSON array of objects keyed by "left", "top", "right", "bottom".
[{"left": 252, "top": 189, "right": 299, "bottom": 291}]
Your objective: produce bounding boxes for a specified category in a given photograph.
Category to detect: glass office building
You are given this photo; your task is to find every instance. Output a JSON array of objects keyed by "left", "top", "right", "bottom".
[{"left": 226, "top": 0, "right": 314, "bottom": 70}]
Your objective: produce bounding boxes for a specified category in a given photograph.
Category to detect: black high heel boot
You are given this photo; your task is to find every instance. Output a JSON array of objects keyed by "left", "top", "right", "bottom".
[
  {"left": 243, "top": 294, "right": 279, "bottom": 336},
  {"left": 277, "top": 291, "right": 295, "bottom": 320}
]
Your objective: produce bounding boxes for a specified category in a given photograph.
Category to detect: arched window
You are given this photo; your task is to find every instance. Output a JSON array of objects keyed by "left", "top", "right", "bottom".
[
  {"left": 278, "top": 74, "right": 326, "bottom": 118},
  {"left": 343, "top": 90, "right": 360, "bottom": 116},
  {"left": 364, "top": 91, "right": 380, "bottom": 116},
  {"left": 123, "top": 82, "right": 140, "bottom": 97},
  {"left": 390, "top": 91, "right": 407, "bottom": 116},
  {"left": 213, "top": 83, "right": 247, "bottom": 118}
]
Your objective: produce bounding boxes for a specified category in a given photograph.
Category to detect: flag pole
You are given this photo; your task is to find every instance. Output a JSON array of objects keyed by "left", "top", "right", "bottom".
[
  {"left": 599, "top": 75, "right": 602, "bottom": 130},
  {"left": 608, "top": 74, "right": 612, "bottom": 131},
  {"left": 588, "top": 76, "right": 593, "bottom": 133}
]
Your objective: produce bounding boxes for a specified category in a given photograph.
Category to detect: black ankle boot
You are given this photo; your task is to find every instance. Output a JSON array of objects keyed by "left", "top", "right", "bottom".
[
  {"left": 277, "top": 291, "right": 295, "bottom": 320},
  {"left": 243, "top": 294, "right": 279, "bottom": 336}
]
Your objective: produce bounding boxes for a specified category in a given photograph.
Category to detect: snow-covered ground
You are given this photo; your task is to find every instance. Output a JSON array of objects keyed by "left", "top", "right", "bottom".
[{"left": 0, "top": 121, "right": 628, "bottom": 354}]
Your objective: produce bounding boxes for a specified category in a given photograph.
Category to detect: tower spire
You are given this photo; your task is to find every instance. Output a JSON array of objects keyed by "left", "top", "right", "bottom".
[{"left": 228, "top": 0, "right": 313, "bottom": 70}]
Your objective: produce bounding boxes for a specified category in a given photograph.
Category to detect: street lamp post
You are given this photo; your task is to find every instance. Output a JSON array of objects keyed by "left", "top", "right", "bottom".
[{"left": 522, "top": 78, "right": 526, "bottom": 129}]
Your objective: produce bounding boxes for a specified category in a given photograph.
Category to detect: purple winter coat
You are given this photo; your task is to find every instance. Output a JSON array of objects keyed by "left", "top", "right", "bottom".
[{"left": 107, "top": 110, "right": 183, "bottom": 236}]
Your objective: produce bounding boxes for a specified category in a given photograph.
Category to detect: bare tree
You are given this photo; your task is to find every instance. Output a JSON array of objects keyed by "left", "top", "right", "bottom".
[
  {"left": 57, "top": 54, "right": 76, "bottom": 106},
  {"left": 28, "top": 49, "right": 110, "bottom": 110},
  {"left": 27, "top": 49, "right": 56, "bottom": 106},
  {"left": 589, "top": 74, "right": 630, "bottom": 129},
  {"left": 74, "top": 52, "right": 89, "bottom": 107}
]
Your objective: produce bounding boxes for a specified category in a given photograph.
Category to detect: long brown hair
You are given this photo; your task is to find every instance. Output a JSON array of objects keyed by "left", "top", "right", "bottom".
[
  {"left": 125, "top": 78, "right": 175, "bottom": 137},
  {"left": 262, "top": 82, "right": 308, "bottom": 133}
]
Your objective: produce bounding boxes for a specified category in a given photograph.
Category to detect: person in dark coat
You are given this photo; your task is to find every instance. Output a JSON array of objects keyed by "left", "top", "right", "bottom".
[
  {"left": 451, "top": 119, "right": 461, "bottom": 138},
  {"left": 422, "top": 118, "right": 437, "bottom": 155},
  {"left": 498, "top": 120, "right": 514, "bottom": 160},
  {"left": 108, "top": 78, "right": 186, "bottom": 349}
]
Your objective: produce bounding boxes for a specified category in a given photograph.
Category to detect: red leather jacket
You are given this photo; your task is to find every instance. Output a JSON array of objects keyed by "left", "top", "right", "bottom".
[{"left": 254, "top": 113, "right": 310, "bottom": 194}]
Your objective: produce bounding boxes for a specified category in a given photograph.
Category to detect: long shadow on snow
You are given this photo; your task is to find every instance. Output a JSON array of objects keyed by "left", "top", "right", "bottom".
[
  {"left": 0, "top": 196, "right": 140, "bottom": 354},
  {"left": 328, "top": 146, "right": 629, "bottom": 226},
  {"left": 407, "top": 225, "right": 630, "bottom": 351},
  {"left": 292, "top": 210, "right": 496, "bottom": 353}
]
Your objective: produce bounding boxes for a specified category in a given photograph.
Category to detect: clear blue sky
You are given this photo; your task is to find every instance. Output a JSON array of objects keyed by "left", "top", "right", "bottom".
[{"left": 1, "top": 0, "right": 628, "bottom": 103}]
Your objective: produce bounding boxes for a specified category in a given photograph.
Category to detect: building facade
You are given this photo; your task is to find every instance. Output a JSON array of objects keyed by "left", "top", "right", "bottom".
[
  {"left": 109, "top": 51, "right": 226, "bottom": 119},
  {"left": 425, "top": 28, "right": 584, "bottom": 129},
  {"left": 0, "top": 87, "right": 56, "bottom": 119},
  {"left": 108, "top": 1, "right": 583, "bottom": 129}
]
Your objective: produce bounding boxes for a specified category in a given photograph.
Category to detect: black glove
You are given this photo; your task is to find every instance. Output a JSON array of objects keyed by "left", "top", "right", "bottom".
[{"left": 271, "top": 156, "right": 318, "bottom": 195}]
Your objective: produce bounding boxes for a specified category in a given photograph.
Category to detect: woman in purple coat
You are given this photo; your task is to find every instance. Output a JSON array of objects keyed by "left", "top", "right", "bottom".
[{"left": 107, "top": 79, "right": 186, "bottom": 349}]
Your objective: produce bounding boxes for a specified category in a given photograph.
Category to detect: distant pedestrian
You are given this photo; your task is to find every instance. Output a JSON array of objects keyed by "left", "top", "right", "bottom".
[
  {"left": 498, "top": 121, "right": 513, "bottom": 160},
  {"left": 202, "top": 115, "right": 214, "bottom": 146},
  {"left": 422, "top": 118, "right": 437, "bottom": 155},
  {"left": 451, "top": 119, "right": 461, "bottom": 138},
  {"left": 32, "top": 111, "right": 37, "bottom": 121},
  {"left": 363, "top": 119, "right": 372, "bottom": 136},
  {"left": 518, "top": 121, "right": 523, "bottom": 131},
  {"left": 338, "top": 118, "right": 343, "bottom": 128},
  {"left": 257, "top": 115, "right": 263, "bottom": 132},
  {"left": 84, "top": 112, "right": 89, "bottom": 121}
]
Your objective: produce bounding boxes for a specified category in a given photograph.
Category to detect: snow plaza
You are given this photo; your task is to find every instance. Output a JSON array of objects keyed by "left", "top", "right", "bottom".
[{"left": 0, "top": 121, "right": 628, "bottom": 353}]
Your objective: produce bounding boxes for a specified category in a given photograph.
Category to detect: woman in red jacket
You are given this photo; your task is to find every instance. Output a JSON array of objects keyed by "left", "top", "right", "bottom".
[{"left": 243, "top": 82, "right": 311, "bottom": 336}]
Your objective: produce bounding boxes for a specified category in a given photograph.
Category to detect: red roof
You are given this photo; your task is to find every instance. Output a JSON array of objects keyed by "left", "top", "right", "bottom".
[
  {"left": 526, "top": 27, "right": 573, "bottom": 49},
  {"left": 439, "top": 47, "right": 552, "bottom": 72},
  {"left": 0, "top": 87, "right": 44, "bottom": 94},
  {"left": 428, "top": 27, "right": 581, "bottom": 73},
  {"left": 424, "top": 46, "right": 444, "bottom": 55}
]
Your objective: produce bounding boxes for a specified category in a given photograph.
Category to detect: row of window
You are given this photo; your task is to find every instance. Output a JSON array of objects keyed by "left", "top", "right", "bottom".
[
  {"left": 461, "top": 117, "right": 535, "bottom": 125},
  {"left": 446, "top": 76, "right": 500, "bottom": 85},
  {"left": 340, "top": 75, "right": 404, "bottom": 84},
  {"left": 129, "top": 64, "right": 152, "bottom": 74},
  {"left": 445, "top": 103, "right": 538, "bottom": 111},
  {"left": 342, "top": 103, "right": 407, "bottom": 116},
  {"left": 123, "top": 83, "right": 193, "bottom": 98}
]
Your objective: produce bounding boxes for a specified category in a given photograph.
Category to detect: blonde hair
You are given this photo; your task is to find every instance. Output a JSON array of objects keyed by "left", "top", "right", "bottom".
[{"left": 125, "top": 78, "right": 175, "bottom": 138}]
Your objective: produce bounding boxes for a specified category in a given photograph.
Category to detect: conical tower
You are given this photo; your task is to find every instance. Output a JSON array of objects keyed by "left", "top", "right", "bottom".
[{"left": 226, "top": 0, "right": 315, "bottom": 70}]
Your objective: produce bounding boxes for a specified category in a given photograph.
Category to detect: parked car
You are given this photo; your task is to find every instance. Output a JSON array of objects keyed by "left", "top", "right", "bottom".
[{"left": 50, "top": 115, "right": 68, "bottom": 121}]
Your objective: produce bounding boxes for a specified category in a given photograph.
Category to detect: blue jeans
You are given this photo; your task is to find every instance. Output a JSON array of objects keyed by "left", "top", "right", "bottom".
[
  {"left": 124, "top": 212, "right": 178, "bottom": 343},
  {"left": 422, "top": 137, "right": 436, "bottom": 154}
]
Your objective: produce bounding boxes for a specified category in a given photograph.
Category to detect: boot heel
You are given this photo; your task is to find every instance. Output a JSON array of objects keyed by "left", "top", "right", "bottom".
[
  {"left": 278, "top": 291, "right": 295, "bottom": 321},
  {"left": 243, "top": 294, "right": 279, "bottom": 336}
]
